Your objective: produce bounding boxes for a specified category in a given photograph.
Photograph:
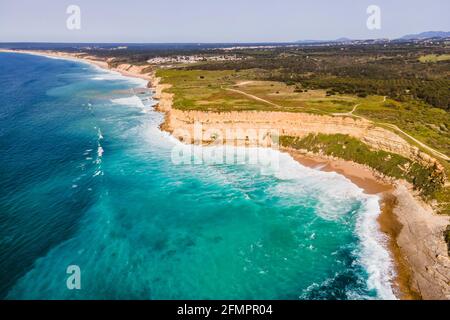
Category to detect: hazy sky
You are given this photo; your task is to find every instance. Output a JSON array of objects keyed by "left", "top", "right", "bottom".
[{"left": 1, "top": 0, "right": 449, "bottom": 42}]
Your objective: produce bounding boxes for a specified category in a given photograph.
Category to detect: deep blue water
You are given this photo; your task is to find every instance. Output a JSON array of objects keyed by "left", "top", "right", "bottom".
[{"left": 0, "top": 52, "right": 396, "bottom": 300}]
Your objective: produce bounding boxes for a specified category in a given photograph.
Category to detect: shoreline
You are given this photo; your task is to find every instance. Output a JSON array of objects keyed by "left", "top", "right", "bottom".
[
  {"left": 3, "top": 49, "right": 448, "bottom": 300},
  {"left": 0, "top": 49, "right": 153, "bottom": 82},
  {"left": 282, "top": 149, "right": 449, "bottom": 299},
  {"left": 284, "top": 149, "right": 420, "bottom": 299}
]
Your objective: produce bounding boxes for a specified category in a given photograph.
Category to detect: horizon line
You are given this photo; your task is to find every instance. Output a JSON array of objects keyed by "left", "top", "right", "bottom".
[{"left": 1, "top": 31, "right": 448, "bottom": 45}]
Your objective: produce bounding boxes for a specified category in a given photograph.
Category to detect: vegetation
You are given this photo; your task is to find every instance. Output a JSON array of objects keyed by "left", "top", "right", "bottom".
[
  {"left": 66, "top": 43, "right": 449, "bottom": 111},
  {"left": 280, "top": 134, "right": 449, "bottom": 213},
  {"left": 65, "top": 42, "right": 449, "bottom": 110},
  {"left": 355, "top": 99, "right": 450, "bottom": 157},
  {"left": 157, "top": 68, "right": 450, "bottom": 158},
  {"left": 156, "top": 69, "right": 271, "bottom": 111},
  {"left": 186, "top": 44, "right": 450, "bottom": 111},
  {"left": 63, "top": 42, "right": 450, "bottom": 215},
  {"left": 157, "top": 69, "right": 367, "bottom": 114},
  {"left": 295, "top": 76, "right": 450, "bottom": 110},
  {"left": 419, "top": 54, "right": 450, "bottom": 63}
]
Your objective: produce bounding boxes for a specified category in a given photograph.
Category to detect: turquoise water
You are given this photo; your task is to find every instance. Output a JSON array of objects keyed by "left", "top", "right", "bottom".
[{"left": 0, "top": 52, "right": 396, "bottom": 300}]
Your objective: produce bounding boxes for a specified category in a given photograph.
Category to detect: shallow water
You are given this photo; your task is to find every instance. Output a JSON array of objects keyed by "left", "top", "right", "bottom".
[{"left": 0, "top": 52, "right": 396, "bottom": 299}]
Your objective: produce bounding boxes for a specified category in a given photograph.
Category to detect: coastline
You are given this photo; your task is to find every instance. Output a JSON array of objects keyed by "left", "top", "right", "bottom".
[
  {"left": 3, "top": 49, "right": 448, "bottom": 300},
  {"left": 0, "top": 49, "right": 153, "bottom": 82},
  {"left": 285, "top": 149, "right": 420, "bottom": 299},
  {"left": 281, "top": 149, "right": 449, "bottom": 299},
  {"left": 153, "top": 82, "right": 450, "bottom": 298}
]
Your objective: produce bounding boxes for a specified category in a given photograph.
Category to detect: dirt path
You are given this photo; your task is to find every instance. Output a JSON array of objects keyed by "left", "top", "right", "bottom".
[
  {"left": 332, "top": 103, "right": 360, "bottom": 117},
  {"left": 331, "top": 101, "right": 449, "bottom": 161},
  {"left": 338, "top": 101, "right": 449, "bottom": 161},
  {"left": 228, "top": 86, "right": 450, "bottom": 162},
  {"left": 224, "top": 87, "right": 284, "bottom": 108},
  {"left": 380, "top": 123, "right": 450, "bottom": 161},
  {"left": 235, "top": 81, "right": 255, "bottom": 86}
]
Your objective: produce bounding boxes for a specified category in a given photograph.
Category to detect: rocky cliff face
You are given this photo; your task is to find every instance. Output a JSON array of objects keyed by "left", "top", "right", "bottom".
[
  {"left": 113, "top": 63, "right": 149, "bottom": 75},
  {"left": 150, "top": 74, "right": 444, "bottom": 176},
  {"left": 164, "top": 108, "right": 442, "bottom": 168}
]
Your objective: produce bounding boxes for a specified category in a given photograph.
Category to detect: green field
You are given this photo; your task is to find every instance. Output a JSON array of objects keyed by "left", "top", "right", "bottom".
[
  {"left": 419, "top": 54, "right": 450, "bottom": 63},
  {"left": 156, "top": 66, "right": 450, "bottom": 215},
  {"left": 157, "top": 68, "right": 450, "bottom": 158},
  {"left": 157, "top": 69, "right": 270, "bottom": 112},
  {"left": 157, "top": 69, "right": 362, "bottom": 114}
]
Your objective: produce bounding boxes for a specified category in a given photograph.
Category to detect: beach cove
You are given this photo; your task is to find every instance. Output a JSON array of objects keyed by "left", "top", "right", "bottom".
[{"left": 0, "top": 50, "right": 448, "bottom": 299}]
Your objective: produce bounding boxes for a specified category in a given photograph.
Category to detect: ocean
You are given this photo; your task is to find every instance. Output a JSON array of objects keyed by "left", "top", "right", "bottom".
[{"left": 0, "top": 52, "right": 396, "bottom": 300}]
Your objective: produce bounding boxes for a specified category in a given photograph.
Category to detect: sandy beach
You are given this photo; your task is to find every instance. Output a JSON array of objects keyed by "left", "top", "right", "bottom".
[
  {"left": 0, "top": 49, "right": 153, "bottom": 82},
  {"left": 286, "top": 148, "right": 450, "bottom": 299},
  {"left": 2, "top": 48, "right": 448, "bottom": 300}
]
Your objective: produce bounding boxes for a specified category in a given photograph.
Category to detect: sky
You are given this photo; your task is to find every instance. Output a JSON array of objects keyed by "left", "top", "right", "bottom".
[{"left": 0, "top": 0, "right": 449, "bottom": 43}]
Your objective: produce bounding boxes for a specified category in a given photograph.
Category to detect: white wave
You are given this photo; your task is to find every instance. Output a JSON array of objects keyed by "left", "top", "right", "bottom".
[
  {"left": 192, "top": 145, "right": 397, "bottom": 299},
  {"left": 91, "top": 71, "right": 147, "bottom": 86},
  {"left": 93, "top": 170, "right": 103, "bottom": 177},
  {"left": 274, "top": 150, "right": 396, "bottom": 299},
  {"left": 91, "top": 72, "right": 124, "bottom": 81},
  {"left": 66, "top": 56, "right": 397, "bottom": 298},
  {"left": 356, "top": 197, "right": 397, "bottom": 300},
  {"left": 111, "top": 96, "right": 147, "bottom": 112},
  {"left": 11, "top": 51, "right": 147, "bottom": 86},
  {"left": 97, "top": 146, "right": 104, "bottom": 157}
]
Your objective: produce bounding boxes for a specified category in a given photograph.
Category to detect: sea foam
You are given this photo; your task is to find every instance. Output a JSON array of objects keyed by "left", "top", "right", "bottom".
[
  {"left": 111, "top": 96, "right": 147, "bottom": 112},
  {"left": 276, "top": 150, "right": 397, "bottom": 299},
  {"left": 91, "top": 71, "right": 147, "bottom": 86},
  {"left": 197, "top": 145, "right": 397, "bottom": 299}
]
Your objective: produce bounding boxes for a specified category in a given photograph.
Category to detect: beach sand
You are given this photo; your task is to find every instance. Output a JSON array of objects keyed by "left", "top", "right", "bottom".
[
  {"left": 286, "top": 149, "right": 415, "bottom": 298},
  {"left": 287, "top": 149, "right": 450, "bottom": 300},
  {"left": 0, "top": 49, "right": 153, "bottom": 82}
]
